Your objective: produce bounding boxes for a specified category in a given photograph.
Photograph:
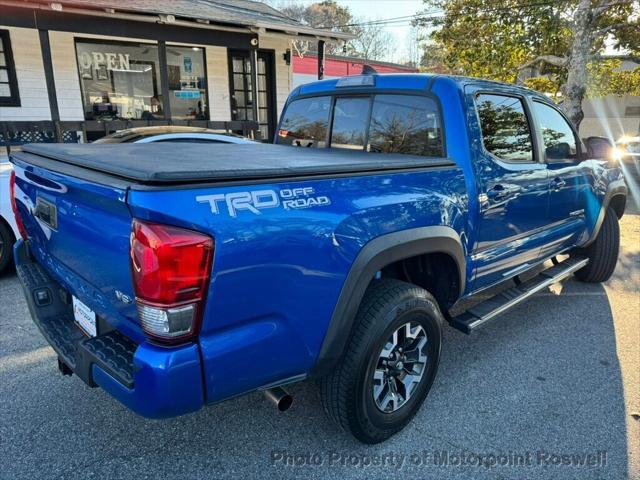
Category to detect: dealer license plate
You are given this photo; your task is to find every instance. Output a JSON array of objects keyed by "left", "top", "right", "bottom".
[{"left": 72, "top": 296, "right": 97, "bottom": 337}]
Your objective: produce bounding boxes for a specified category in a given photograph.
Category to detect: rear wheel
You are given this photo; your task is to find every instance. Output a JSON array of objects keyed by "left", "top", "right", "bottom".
[
  {"left": 574, "top": 206, "right": 620, "bottom": 283},
  {"left": 0, "top": 221, "right": 15, "bottom": 275},
  {"left": 319, "top": 279, "right": 443, "bottom": 444}
]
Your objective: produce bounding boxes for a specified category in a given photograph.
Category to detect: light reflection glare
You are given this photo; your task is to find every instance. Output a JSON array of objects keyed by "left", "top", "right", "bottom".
[{"left": 589, "top": 97, "right": 640, "bottom": 210}]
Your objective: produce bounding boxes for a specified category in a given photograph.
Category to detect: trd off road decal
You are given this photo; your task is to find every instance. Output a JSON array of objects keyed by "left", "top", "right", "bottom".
[{"left": 197, "top": 187, "right": 331, "bottom": 217}]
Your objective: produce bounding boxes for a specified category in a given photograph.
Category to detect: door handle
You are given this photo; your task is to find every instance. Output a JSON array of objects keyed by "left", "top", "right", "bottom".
[
  {"left": 487, "top": 184, "right": 506, "bottom": 200},
  {"left": 551, "top": 177, "right": 566, "bottom": 190}
]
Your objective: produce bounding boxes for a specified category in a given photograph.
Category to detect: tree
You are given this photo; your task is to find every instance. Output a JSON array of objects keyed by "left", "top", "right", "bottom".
[
  {"left": 419, "top": 42, "right": 449, "bottom": 72},
  {"left": 272, "top": 0, "right": 398, "bottom": 61},
  {"left": 275, "top": 0, "right": 354, "bottom": 55},
  {"left": 415, "top": 0, "right": 640, "bottom": 129},
  {"left": 346, "top": 23, "right": 397, "bottom": 61}
]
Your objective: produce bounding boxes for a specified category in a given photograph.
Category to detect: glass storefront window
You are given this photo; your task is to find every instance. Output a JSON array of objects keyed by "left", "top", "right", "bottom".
[
  {"left": 76, "top": 40, "right": 162, "bottom": 120},
  {"left": 166, "top": 45, "right": 208, "bottom": 120}
]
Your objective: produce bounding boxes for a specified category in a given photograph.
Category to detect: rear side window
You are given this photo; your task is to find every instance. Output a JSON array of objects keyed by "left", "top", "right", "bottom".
[
  {"left": 276, "top": 96, "right": 331, "bottom": 148},
  {"left": 532, "top": 101, "right": 577, "bottom": 160},
  {"left": 368, "top": 95, "right": 443, "bottom": 157},
  {"left": 476, "top": 94, "right": 534, "bottom": 163},
  {"left": 330, "top": 97, "right": 370, "bottom": 150}
]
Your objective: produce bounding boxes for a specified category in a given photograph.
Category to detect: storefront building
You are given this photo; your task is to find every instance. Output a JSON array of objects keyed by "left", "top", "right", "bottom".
[{"left": 0, "top": 0, "right": 350, "bottom": 146}]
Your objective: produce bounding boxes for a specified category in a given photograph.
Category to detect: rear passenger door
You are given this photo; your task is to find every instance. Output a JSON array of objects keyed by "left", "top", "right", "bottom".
[{"left": 470, "top": 92, "right": 550, "bottom": 289}]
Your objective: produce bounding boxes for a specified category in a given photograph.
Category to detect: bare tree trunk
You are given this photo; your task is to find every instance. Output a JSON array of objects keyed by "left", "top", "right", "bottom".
[{"left": 562, "top": 0, "right": 594, "bottom": 130}]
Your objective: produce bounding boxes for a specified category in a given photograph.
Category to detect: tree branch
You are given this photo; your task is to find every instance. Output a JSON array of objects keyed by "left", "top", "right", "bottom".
[
  {"left": 518, "top": 55, "right": 568, "bottom": 70},
  {"left": 589, "top": 54, "right": 640, "bottom": 63},
  {"left": 593, "top": 1, "right": 630, "bottom": 17},
  {"left": 592, "top": 22, "right": 637, "bottom": 36}
]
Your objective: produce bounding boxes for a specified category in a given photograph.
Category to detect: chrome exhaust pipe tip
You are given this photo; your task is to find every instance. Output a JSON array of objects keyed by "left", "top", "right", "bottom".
[{"left": 264, "top": 386, "right": 293, "bottom": 412}]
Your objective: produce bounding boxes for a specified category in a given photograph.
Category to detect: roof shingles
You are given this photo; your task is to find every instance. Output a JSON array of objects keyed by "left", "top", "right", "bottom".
[{"left": 29, "top": 0, "right": 351, "bottom": 39}]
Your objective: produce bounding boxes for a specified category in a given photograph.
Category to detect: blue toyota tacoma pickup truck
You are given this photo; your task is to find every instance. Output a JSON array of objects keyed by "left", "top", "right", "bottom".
[{"left": 10, "top": 73, "right": 627, "bottom": 444}]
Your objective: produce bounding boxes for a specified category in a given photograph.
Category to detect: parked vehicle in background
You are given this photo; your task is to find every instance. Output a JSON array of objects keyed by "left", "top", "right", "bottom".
[
  {"left": 11, "top": 73, "right": 627, "bottom": 443},
  {"left": 613, "top": 135, "right": 640, "bottom": 179},
  {"left": 0, "top": 160, "right": 19, "bottom": 274},
  {"left": 92, "top": 126, "right": 254, "bottom": 144}
]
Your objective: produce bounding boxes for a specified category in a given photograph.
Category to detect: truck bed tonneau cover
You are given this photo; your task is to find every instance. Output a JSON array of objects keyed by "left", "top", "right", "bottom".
[{"left": 20, "top": 143, "right": 453, "bottom": 184}]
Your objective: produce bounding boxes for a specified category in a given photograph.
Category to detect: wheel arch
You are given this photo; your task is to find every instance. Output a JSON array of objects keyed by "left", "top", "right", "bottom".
[
  {"left": 311, "top": 226, "right": 465, "bottom": 377},
  {"left": 609, "top": 194, "right": 626, "bottom": 219},
  {"left": 583, "top": 179, "right": 627, "bottom": 247}
]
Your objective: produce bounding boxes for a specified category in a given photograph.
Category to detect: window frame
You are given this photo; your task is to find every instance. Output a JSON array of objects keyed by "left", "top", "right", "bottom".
[
  {"left": 279, "top": 89, "right": 447, "bottom": 158},
  {"left": 531, "top": 99, "right": 583, "bottom": 164},
  {"left": 474, "top": 91, "right": 540, "bottom": 165},
  {"left": 0, "top": 29, "right": 21, "bottom": 107}
]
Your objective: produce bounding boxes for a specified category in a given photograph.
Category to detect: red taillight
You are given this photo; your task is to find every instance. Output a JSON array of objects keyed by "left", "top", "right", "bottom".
[
  {"left": 130, "top": 219, "right": 214, "bottom": 344},
  {"left": 9, "top": 170, "right": 28, "bottom": 240}
]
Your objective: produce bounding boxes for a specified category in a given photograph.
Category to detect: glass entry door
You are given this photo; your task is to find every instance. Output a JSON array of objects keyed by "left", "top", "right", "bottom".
[{"left": 228, "top": 50, "right": 275, "bottom": 141}]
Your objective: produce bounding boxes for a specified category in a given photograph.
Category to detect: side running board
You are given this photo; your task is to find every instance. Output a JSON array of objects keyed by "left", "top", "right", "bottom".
[{"left": 450, "top": 256, "right": 589, "bottom": 334}]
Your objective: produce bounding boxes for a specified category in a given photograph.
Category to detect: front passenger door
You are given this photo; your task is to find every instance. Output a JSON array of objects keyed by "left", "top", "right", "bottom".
[{"left": 531, "top": 100, "right": 589, "bottom": 257}]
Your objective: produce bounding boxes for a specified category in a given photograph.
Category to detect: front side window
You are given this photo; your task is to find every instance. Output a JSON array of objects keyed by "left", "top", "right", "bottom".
[
  {"left": 533, "top": 101, "right": 577, "bottom": 160},
  {"left": 330, "top": 97, "right": 370, "bottom": 150},
  {"left": 166, "top": 46, "right": 208, "bottom": 120},
  {"left": 0, "top": 30, "right": 20, "bottom": 106},
  {"left": 476, "top": 94, "right": 534, "bottom": 162},
  {"left": 368, "top": 95, "right": 443, "bottom": 157},
  {"left": 76, "top": 40, "right": 162, "bottom": 120},
  {"left": 276, "top": 96, "right": 331, "bottom": 147}
]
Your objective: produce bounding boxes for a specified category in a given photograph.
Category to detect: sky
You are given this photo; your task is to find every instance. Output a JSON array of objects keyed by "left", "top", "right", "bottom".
[
  {"left": 269, "top": 0, "right": 427, "bottom": 62},
  {"left": 344, "top": 0, "right": 426, "bottom": 62}
]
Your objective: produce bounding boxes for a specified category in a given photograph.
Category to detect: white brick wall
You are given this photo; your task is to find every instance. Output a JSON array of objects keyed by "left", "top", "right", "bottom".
[
  {"left": 206, "top": 46, "right": 231, "bottom": 121},
  {"left": 0, "top": 26, "right": 51, "bottom": 121},
  {"left": 49, "top": 31, "right": 84, "bottom": 121}
]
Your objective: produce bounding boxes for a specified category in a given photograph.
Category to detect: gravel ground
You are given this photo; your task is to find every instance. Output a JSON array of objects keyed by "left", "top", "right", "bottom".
[{"left": 1, "top": 213, "right": 638, "bottom": 480}]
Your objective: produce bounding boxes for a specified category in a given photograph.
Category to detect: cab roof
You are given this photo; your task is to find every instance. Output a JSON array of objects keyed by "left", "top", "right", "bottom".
[{"left": 292, "top": 73, "right": 550, "bottom": 103}]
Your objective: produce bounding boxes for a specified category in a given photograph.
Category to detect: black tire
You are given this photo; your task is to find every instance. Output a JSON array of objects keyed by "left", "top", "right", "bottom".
[
  {"left": 0, "top": 220, "right": 15, "bottom": 275},
  {"left": 319, "top": 279, "right": 443, "bottom": 444},
  {"left": 574, "top": 206, "right": 620, "bottom": 283}
]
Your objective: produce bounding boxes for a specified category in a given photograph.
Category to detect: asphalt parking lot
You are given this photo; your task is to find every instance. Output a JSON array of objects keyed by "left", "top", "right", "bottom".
[{"left": 1, "top": 212, "right": 638, "bottom": 480}]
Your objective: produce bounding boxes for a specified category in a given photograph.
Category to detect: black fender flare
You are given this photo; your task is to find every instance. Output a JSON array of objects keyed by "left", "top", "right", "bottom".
[
  {"left": 583, "top": 179, "right": 627, "bottom": 247},
  {"left": 311, "top": 226, "right": 465, "bottom": 377}
]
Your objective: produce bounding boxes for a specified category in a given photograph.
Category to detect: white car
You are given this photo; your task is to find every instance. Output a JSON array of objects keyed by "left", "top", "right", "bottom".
[
  {"left": 613, "top": 135, "right": 640, "bottom": 179},
  {"left": 92, "top": 126, "right": 255, "bottom": 145},
  {"left": 0, "top": 126, "right": 254, "bottom": 273},
  {"left": 0, "top": 160, "right": 19, "bottom": 273}
]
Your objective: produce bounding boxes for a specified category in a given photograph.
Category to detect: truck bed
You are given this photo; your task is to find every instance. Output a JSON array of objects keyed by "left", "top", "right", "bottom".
[{"left": 19, "top": 143, "right": 453, "bottom": 185}]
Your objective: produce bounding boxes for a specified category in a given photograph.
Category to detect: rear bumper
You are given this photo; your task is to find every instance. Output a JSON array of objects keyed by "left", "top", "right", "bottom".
[{"left": 14, "top": 239, "right": 205, "bottom": 418}]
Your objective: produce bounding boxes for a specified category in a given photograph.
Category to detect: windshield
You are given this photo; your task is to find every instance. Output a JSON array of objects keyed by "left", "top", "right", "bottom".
[{"left": 93, "top": 132, "right": 141, "bottom": 144}]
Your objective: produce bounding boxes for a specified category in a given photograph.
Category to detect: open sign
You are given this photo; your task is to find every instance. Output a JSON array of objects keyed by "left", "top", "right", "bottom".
[{"left": 79, "top": 51, "right": 131, "bottom": 71}]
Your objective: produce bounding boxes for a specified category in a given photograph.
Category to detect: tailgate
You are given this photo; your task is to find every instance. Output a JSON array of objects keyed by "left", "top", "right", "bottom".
[{"left": 10, "top": 153, "right": 142, "bottom": 341}]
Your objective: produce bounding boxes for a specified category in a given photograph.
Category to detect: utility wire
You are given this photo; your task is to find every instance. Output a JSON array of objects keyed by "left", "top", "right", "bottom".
[{"left": 335, "top": 0, "right": 633, "bottom": 28}]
